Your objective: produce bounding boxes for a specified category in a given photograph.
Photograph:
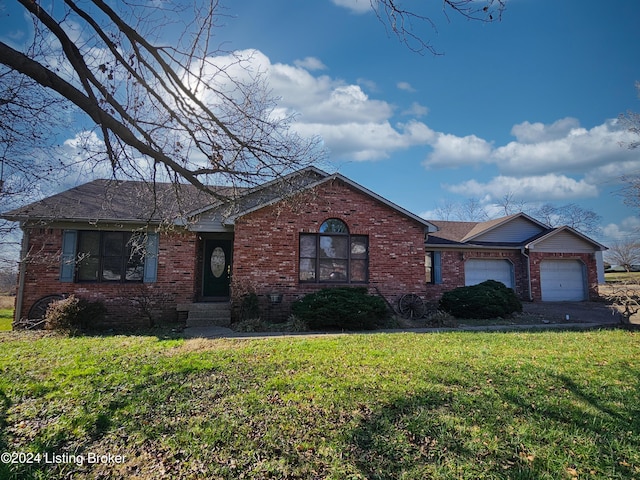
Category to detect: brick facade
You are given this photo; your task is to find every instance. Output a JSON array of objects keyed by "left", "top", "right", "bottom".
[
  {"left": 528, "top": 251, "right": 599, "bottom": 301},
  {"left": 230, "top": 178, "right": 428, "bottom": 321},
  {"left": 13, "top": 177, "right": 602, "bottom": 329},
  {"left": 425, "top": 248, "right": 599, "bottom": 302},
  {"left": 425, "top": 249, "right": 529, "bottom": 301},
  {"left": 18, "top": 227, "right": 198, "bottom": 328}
]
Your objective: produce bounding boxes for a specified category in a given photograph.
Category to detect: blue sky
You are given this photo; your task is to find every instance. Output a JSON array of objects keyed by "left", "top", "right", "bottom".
[
  {"left": 214, "top": 0, "right": 640, "bottom": 245},
  {"left": 2, "top": 0, "right": 640, "bottom": 246}
]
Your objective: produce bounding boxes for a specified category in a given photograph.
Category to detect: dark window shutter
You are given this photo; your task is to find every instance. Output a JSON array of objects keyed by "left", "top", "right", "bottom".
[
  {"left": 60, "top": 230, "right": 77, "bottom": 282},
  {"left": 143, "top": 232, "right": 159, "bottom": 283},
  {"left": 433, "top": 251, "right": 443, "bottom": 284}
]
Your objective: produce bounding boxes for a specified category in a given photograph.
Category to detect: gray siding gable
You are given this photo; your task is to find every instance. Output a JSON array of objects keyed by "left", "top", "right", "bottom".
[
  {"left": 529, "top": 228, "right": 601, "bottom": 253},
  {"left": 469, "top": 216, "right": 545, "bottom": 244}
]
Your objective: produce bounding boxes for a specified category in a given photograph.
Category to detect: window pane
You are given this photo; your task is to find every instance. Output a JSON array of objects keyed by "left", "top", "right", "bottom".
[
  {"left": 319, "top": 236, "right": 348, "bottom": 259},
  {"left": 77, "top": 258, "right": 99, "bottom": 282},
  {"left": 319, "top": 219, "right": 348, "bottom": 233},
  {"left": 425, "top": 252, "right": 433, "bottom": 283},
  {"left": 78, "top": 231, "right": 100, "bottom": 256},
  {"left": 77, "top": 232, "right": 100, "bottom": 282},
  {"left": 299, "top": 258, "right": 316, "bottom": 281},
  {"left": 103, "top": 232, "right": 124, "bottom": 257},
  {"left": 350, "top": 259, "right": 367, "bottom": 283},
  {"left": 319, "top": 259, "right": 348, "bottom": 282},
  {"left": 102, "top": 257, "right": 123, "bottom": 281},
  {"left": 300, "top": 235, "right": 316, "bottom": 257},
  {"left": 351, "top": 236, "right": 368, "bottom": 258},
  {"left": 126, "top": 262, "right": 144, "bottom": 281}
]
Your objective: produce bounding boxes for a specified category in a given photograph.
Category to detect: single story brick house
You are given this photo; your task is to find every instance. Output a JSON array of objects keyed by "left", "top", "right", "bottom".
[
  {"left": 3, "top": 167, "right": 606, "bottom": 328},
  {"left": 424, "top": 213, "right": 607, "bottom": 302}
]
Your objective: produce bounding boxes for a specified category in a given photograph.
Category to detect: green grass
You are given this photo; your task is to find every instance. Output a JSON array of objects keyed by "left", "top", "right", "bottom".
[
  {"left": 0, "top": 309, "right": 12, "bottom": 331},
  {"left": 0, "top": 329, "right": 639, "bottom": 479},
  {"left": 605, "top": 271, "right": 640, "bottom": 283}
]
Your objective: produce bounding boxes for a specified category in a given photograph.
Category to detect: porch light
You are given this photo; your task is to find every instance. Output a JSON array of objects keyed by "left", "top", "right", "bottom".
[{"left": 268, "top": 293, "right": 283, "bottom": 304}]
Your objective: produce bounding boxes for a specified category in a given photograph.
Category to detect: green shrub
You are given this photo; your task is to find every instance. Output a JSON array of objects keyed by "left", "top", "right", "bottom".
[
  {"left": 239, "top": 292, "right": 261, "bottom": 320},
  {"left": 439, "top": 280, "right": 522, "bottom": 319},
  {"left": 291, "top": 287, "right": 388, "bottom": 330},
  {"left": 44, "top": 295, "right": 106, "bottom": 334}
]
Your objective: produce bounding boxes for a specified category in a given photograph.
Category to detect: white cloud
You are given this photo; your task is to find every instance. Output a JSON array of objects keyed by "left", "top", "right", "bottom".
[
  {"left": 420, "top": 116, "right": 640, "bottom": 202},
  {"left": 192, "top": 49, "right": 435, "bottom": 160},
  {"left": 493, "top": 118, "right": 637, "bottom": 175},
  {"left": 445, "top": 174, "right": 599, "bottom": 201},
  {"left": 602, "top": 216, "right": 640, "bottom": 241},
  {"left": 294, "top": 120, "right": 435, "bottom": 161},
  {"left": 424, "top": 133, "right": 493, "bottom": 168},
  {"left": 293, "top": 57, "right": 327, "bottom": 71},
  {"left": 402, "top": 102, "right": 429, "bottom": 117},
  {"left": 397, "top": 81, "right": 416, "bottom": 93},
  {"left": 330, "top": 0, "right": 371, "bottom": 14},
  {"left": 510, "top": 117, "right": 581, "bottom": 144}
]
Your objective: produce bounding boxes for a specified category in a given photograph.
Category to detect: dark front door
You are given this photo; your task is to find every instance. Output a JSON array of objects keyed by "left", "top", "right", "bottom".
[{"left": 202, "top": 239, "right": 232, "bottom": 299}]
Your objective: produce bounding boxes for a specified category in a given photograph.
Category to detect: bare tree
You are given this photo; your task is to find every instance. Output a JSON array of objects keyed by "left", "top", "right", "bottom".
[
  {"left": 530, "top": 203, "right": 601, "bottom": 236},
  {"left": 0, "top": 0, "right": 508, "bottom": 201},
  {"left": 0, "top": 67, "right": 72, "bottom": 267},
  {"left": 429, "top": 196, "right": 601, "bottom": 236},
  {"left": 619, "top": 82, "right": 640, "bottom": 208},
  {"left": 606, "top": 239, "right": 640, "bottom": 272},
  {"left": 455, "top": 197, "right": 490, "bottom": 222},
  {"left": 372, "top": 0, "right": 506, "bottom": 54},
  {"left": 0, "top": 1, "right": 322, "bottom": 200},
  {"left": 495, "top": 192, "right": 528, "bottom": 216}
]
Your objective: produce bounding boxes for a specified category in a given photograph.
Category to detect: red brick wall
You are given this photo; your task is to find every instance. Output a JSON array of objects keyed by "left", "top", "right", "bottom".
[
  {"left": 529, "top": 251, "right": 599, "bottom": 301},
  {"left": 424, "top": 249, "right": 599, "bottom": 302},
  {"left": 424, "top": 249, "right": 529, "bottom": 301},
  {"left": 17, "top": 227, "right": 198, "bottom": 328},
  {"left": 231, "top": 179, "right": 428, "bottom": 320}
]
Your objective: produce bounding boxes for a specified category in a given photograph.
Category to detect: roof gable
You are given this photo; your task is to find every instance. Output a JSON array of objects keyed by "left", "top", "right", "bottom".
[
  {"left": 425, "top": 213, "right": 606, "bottom": 252},
  {"left": 463, "top": 213, "right": 547, "bottom": 243},
  {"left": 199, "top": 167, "right": 438, "bottom": 231},
  {"left": 527, "top": 226, "right": 607, "bottom": 252}
]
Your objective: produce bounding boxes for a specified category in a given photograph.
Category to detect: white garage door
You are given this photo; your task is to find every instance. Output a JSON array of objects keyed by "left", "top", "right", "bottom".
[
  {"left": 540, "top": 260, "right": 586, "bottom": 301},
  {"left": 465, "top": 259, "right": 514, "bottom": 289}
]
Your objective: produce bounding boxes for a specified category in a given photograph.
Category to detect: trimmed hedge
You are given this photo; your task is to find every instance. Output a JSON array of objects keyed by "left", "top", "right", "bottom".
[
  {"left": 291, "top": 287, "right": 388, "bottom": 330},
  {"left": 439, "top": 280, "right": 522, "bottom": 319}
]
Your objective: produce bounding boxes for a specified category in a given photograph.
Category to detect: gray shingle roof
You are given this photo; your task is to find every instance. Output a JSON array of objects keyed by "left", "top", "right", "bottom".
[{"left": 2, "top": 179, "right": 236, "bottom": 224}]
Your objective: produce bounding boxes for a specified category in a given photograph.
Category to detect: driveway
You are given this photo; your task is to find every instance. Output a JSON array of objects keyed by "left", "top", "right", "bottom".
[{"left": 521, "top": 301, "right": 622, "bottom": 325}]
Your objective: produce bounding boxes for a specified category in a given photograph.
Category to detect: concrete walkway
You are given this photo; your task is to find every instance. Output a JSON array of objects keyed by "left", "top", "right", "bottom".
[{"left": 183, "top": 302, "right": 624, "bottom": 340}]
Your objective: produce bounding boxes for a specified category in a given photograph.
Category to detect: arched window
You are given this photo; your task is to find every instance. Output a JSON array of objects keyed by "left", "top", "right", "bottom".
[{"left": 299, "top": 218, "right": 368, "bottom": 283}]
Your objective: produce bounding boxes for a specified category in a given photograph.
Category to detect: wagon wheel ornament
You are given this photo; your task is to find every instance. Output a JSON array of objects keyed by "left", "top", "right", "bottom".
[
  {"left": 27, "top": 294, "right": 64, "bottom": 320},
  {"left": 398, "top": 293, "right": 426, "bottom": 319}
]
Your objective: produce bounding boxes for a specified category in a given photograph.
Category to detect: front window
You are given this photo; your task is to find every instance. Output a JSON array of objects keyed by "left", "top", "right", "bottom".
[
  {"left": 425, "top": 251, "right": 433, "bottom": 283},
  {"left": 299, "top": 219, "right": 368, "bottom": 283},
  {"left": 76, "top": 231, "right": 144, "bottom": 282}
]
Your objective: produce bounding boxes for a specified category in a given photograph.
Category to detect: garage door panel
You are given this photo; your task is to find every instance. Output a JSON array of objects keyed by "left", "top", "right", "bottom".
[
  {"left": 465, "top": 259, "right": 514, "bottom": 289},
  {"left": 540, "top": 260, "right": 586, "bottom": 301}
]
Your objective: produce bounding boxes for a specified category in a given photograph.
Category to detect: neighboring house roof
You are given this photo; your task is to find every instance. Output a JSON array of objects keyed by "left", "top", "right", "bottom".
[{"left": 426, "top": 213, "right": 606, "bottom": 251}]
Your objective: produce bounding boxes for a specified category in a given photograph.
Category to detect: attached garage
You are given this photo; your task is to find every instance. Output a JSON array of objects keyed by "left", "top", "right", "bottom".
[
  {"left": 465, "top": 259, "right": 514, "bottom": 289},
  {"left": 540, "top": 260, "right": 587, "bottom": 301}
]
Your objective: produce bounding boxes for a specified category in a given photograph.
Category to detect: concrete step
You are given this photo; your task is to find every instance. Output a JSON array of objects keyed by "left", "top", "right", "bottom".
[{"left": 179, "top": 302, "right": 232, "bottom": 328}]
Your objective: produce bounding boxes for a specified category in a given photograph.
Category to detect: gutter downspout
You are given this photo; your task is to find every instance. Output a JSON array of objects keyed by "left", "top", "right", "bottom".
[
  {"left": 521, "top": 247, "right": 533, "bottom": 301},
  {"left": 14, "top": 226, "right": 29, "bottom": 324}
]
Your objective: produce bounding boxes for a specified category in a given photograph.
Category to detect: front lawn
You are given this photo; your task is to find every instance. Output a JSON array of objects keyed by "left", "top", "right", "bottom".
[
  {"left": 605, "top": 271, "right": 640, "bottom": 283},
  {"left": 0, "top": 329, "right": 638, "bottom": 479},
  {"left": 0, "top": 309, "right": 13, "bottom": 331}
]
